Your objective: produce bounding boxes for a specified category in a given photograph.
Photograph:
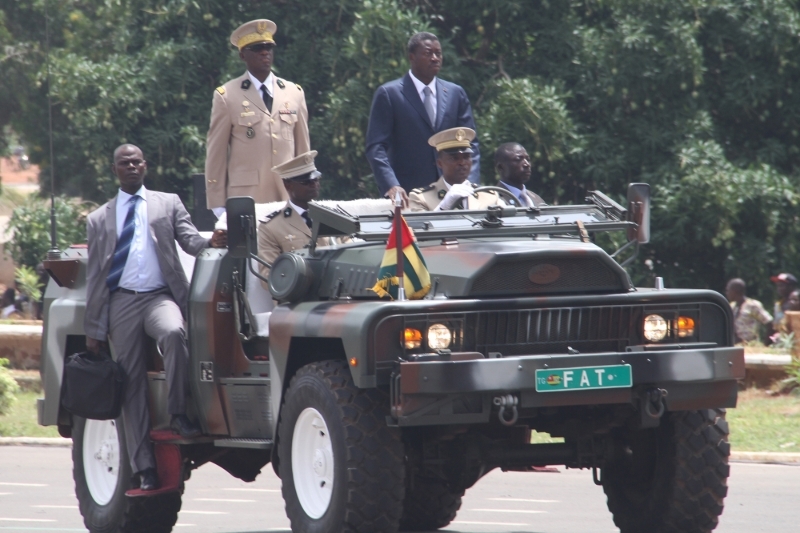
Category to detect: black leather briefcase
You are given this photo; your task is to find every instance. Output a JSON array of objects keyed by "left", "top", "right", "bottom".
[{"left": 61, "top": 351, "right": 126, "bottom": 420}]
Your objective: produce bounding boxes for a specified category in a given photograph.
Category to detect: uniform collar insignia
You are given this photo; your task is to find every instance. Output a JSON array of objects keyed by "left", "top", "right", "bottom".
[
  {"left": 284, "top": 207, "right": 292, "bottom": 217},
  {"left": 276, "top": 79, "right": 285, "bottom": 89},
  {"left": 241, "top": 79, "right": 251, "bottom": 90},
  {"left": 438, "top": 189, "right": 446, "bottom": 199}
]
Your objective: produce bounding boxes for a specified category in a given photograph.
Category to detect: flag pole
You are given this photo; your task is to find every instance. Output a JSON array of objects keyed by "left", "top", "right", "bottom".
[{"left": 394, "top": 190, "right": 405, "bottom": 301}]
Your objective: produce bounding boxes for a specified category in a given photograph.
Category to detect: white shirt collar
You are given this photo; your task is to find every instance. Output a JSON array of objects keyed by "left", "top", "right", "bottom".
[
  {"left": 248, "top": 71, "right": 274, "bottom": 97},
  {"left": 288, "top": 200, "right": 306, "bottom": 217},
  {"left": 408, "top": 70, "right": 436, "bottom": 98},
  {"left": 118, "top": 185, "right": 146, "bottom": 205}
]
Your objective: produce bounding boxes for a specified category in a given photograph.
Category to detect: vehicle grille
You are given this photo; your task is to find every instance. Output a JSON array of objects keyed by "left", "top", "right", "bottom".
[
  {"left": 469, "top": 258, "right": 625, "bottom": 296},
  {"left": 466, "top": 305, "right": 642, "bottom": 356}
]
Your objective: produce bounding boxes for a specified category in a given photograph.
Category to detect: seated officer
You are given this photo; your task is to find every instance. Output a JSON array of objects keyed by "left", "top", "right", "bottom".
[
  {"left": 494, "top": 142, "right": 547, "bottom": 208},
  {"left": 257, "top": 151, "right": 332, "bottom": 288},
  {"left": 409, "top": 127, "right": 502, "bottom": 212}
]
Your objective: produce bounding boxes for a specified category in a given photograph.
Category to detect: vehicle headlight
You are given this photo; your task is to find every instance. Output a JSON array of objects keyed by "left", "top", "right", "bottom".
[
  {"left": 676, "top": 316, "right": 695, "bottom": 338},
  {"left": 643, "top": 314, "right": 668, "bottom": 342},
  {"left": 427, "top": 324, "right": 452, "bottom": 350},
  {"left": 403, "top": 328, "right": 422, "bottom": 350}
]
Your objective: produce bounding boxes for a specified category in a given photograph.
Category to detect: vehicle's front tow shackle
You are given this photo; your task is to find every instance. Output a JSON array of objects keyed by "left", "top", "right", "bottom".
[
  {"left": 493, "top": 394, "right": 519, "bottom": 426},
  {"left": 643, "top": 387, "right": 668, "bottom": 419}
]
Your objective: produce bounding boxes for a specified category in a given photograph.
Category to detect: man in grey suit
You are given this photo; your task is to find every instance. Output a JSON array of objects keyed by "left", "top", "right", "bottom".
[
  {"left": 494, "top": 142, "right": 547, "bottom": 208},
  {"left": 366, "top": 32, "right": 480, "bottom": 207},
  {"left": 84, "top": 144, "right": 227, "bottom": 491}
]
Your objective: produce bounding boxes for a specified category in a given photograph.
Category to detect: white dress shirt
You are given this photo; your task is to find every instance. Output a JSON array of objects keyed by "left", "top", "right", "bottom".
[
  {"left": 116, "top": 186, "right": 166, "bottom": 291},
  {"left": 409, "top": 70, "right": 437, "bottom": 123},
  {"left": 248, "top": 71, "right": 275, "bottom": 100}
]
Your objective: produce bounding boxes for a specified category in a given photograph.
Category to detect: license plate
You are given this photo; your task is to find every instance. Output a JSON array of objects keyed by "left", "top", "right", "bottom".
[{"left": 535, "top": 364, "right": 632, "bottom": 392}]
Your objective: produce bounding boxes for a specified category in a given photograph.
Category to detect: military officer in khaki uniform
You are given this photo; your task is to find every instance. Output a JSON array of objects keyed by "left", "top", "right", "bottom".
[
  {"left": 257, "top": 151, "right": 333, "bottom": 288},
  {"left": 205, "top": 19, "right": 310, "bottom": 217},
  {"left": 409, "top": 127, "right": 502, "bottom": 211}
]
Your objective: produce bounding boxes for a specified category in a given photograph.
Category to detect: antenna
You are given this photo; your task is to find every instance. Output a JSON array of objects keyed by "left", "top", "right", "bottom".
[{"left": 44, "top": 0, "right": 60, "bottom": 260}]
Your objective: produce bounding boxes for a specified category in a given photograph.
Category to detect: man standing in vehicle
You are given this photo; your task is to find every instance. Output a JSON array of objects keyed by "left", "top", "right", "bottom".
[
  {"left": 366, "top": 32, "right": 479, "bottom": 207},
  {"left": 205, "top": 19, "right": 310, "bottom": 219},
  {"left": 494, "top": 142, "right": 547, "bottom": 208},
  {"left": 409, "top": 127, "right": 500, "bottom": 211},
  {"left": 85, "top": 144, "right": 227, "bottom": 491}
]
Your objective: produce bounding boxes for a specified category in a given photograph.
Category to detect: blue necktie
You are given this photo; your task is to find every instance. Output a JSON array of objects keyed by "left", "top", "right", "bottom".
[{"left": 106, "top": 195, "right": 141, "bottom": 292}]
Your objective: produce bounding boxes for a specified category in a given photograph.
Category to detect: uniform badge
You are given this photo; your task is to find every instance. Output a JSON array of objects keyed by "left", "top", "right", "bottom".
[
  {"left": 438, "top": 190, "right": 446, "bottom": 199},
  {"left": 456, "top": 129, "right": 465, "bottom": 142},
  {"left": 257, "top": 21, "right": 268, "bottom": 33},
  {"left": 283, "top": 208, "right": 292, "bottom": 217},
  {"left": 276, "top": 79, "right": 285, "bottom": 89},
  {"left": 246, "top": 127, "right": 255, "bottom": 138},
  {"left": 243, "top": 100, "right": 250, "bottom": 107},
  {"left": 285, "top": 234, "right": 296, "bottom": 242},
  {"left": 241, "top": 79, "right": 251, "bottom": 90}
]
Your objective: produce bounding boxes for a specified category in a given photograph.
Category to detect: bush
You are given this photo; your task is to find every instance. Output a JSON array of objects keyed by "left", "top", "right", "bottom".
[
  {"left": 3, "top": 195, "right": 94, "bottom": 269},
  {"left": 0, "top": 358, "right": 19, "bottom": 416}
]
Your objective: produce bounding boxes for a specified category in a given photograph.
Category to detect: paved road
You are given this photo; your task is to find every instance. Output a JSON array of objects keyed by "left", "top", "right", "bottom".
[{"left": 0, "top": 446, "right": 797, "bottom": 532}]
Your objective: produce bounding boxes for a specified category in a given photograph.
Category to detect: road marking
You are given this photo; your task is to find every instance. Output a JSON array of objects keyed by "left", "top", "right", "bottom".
[
  {"left": 468, "top": 508, "right": 547, "bottom": 514},
  {"left": 0, "top": 518, "right": 57, "bottom": 522},
  {"left": 193, "top": 498, "right": 256, "bottom": 503},
  {"left": 488, "top": 497, "right": 559, "bottom": 503},
  {"left": 222, "top": 487, "right": 280, "bottom": 492},
  {"left": 179, "top": 510, "right": 228, "bottom": 515},
  {"left": 30, "top": 505, "right": 79, "bottom": 509},
  {"left": 453, "top": 520, "right": 529, "bottom": 526},
  {"left": 0, "top": 483, "right": 48, "bottom": 487}
]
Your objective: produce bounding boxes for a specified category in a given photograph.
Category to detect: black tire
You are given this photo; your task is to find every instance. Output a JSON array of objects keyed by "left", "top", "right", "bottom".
[
  {"left": 72, "top": 416, "right": 182, "bottom": 533},
  {"left": 399, "top": 477, "right": 463, "bottom": 531},
  {"left": 278, "top": 360, "right": 405, "bottom": 533},
  {"left": 602, "top": 408, "right": 730, "bottom": 533}
]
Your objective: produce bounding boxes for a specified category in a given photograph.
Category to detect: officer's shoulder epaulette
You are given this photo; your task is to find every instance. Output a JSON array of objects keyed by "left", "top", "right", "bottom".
[
  {"left": 411, "top": 183, "right": 435, "bottom": 194},
  {"left": 265, "top": 209, "right": 282, "bottom": 221},
  {"left": 215, "top": 86, "right": 225, "bottom": 95},
  {"left": 296, "top": 84, "right": 302, "bottom": 91}
]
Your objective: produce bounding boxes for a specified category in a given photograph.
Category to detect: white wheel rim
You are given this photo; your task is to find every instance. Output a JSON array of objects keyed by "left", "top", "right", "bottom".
[
  {"left": 82, "top": 419, "right": 122, "bottom": 505},
  {"left": 291, "top": 407, "right": 334, "bottom": 519}
]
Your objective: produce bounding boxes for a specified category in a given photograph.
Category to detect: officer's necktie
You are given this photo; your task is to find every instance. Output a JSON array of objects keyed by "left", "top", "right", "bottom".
[
  {"left": 422, "top": 86, "right": 435, "bottom": 126},
  {"left": 106, "top": 195, "right": 141, "bottom": 292},
  {"left": 301, "top": 211, "right": 312, "bottom": 229},
  {"left": 261, "top": 85, "right": 273, "bottom": 113}
]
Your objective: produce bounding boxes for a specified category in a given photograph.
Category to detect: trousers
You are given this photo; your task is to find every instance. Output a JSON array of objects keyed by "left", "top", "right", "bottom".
[{"left": 108, "top": 289, "right": 188, "bottom": 473}]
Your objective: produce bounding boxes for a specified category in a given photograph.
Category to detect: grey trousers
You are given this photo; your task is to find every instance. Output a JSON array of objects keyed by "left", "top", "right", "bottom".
[{"left": 108, "top": 289, "right": 188, "bottom": 473}]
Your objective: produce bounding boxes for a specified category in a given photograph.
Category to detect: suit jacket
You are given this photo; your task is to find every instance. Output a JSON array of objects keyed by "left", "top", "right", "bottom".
[
  {"left": 496, "top": 182, "right": 547, "bottom": 208},
  {"left": 409, "top": 176, "right": 502, "bottom": 212},
  {"left": 256, "top": 203, "right": 333, "bottom": 288},
  {"left": 366, "top": 73, "right": 480, "bottom": 195},
  {"left": 84, "top": 190, "right": 211, "bottom": 340},
  {"left": 205, "top": 73, "right": 310, "bottom": 209}
]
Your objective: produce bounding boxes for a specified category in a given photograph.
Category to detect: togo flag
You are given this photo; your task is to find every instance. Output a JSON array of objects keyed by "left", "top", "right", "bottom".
[{"left": 371, "top": 214, "right": 431, "bottom": 300}]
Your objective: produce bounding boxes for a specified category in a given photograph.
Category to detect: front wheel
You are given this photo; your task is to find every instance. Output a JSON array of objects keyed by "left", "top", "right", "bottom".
[
  {"left": 399, "top": 476, "right": 463, "bottom": 531},
  {"left": 72, "top": 416, "right": 181, "bottom": 533},
  {"left": 278, "top": 360, "right": 405, "bottom": 533},
  {"left": 602, "top": 408, "right": 730, "bottom": 533}
]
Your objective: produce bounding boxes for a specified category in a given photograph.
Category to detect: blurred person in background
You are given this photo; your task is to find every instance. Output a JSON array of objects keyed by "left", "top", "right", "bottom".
[
  {"left": 770, "top": 273, "right": 798, "bottom": 331},
  {"left": 726, "top": 278, "right": 772, "bottom": 344}
]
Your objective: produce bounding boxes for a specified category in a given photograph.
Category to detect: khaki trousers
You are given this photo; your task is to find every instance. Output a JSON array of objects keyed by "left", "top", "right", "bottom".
[{"left": 108, "top": 289, "right": 188, "bottom": 473}]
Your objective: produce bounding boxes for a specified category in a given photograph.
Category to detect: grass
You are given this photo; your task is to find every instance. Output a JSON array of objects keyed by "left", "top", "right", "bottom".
[
  {"left": 1, "top": 381, "right": 799, "bottom": 452},
  {"left": 727, "top": 388, "right": 800, "bottom": 453},
  {"left": 0, "top": 389, "right": 60, "bottom": 438}
]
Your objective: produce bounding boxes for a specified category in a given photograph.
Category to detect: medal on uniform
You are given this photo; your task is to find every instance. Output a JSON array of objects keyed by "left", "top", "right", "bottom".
[
  {"left": 246, "top": 127, "right": 255, "bottom": 138},
  {"left": 438, "top": 190, "right": 446, "bottom": 199}
]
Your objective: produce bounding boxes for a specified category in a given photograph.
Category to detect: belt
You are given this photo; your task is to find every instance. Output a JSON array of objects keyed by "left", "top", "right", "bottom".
[{"left": 115, "top": 287, "right": 163, "bottom": 295}]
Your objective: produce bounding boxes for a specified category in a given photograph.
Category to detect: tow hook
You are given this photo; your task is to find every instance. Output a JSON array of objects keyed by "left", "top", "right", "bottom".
[
  {"left": 640, "top": 387, "right": 668, "bottom": 427},
  {"left": 493, "top": 394, "right": 519, "bottom": 426}
]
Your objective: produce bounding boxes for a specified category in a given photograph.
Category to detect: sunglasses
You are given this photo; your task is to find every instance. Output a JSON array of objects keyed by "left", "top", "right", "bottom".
[
  {"left": 245, "top": 43, "right": 275, "bottom": 53},
  {"left": 293, "top": 177, "right": 320, "bottom": 186}
]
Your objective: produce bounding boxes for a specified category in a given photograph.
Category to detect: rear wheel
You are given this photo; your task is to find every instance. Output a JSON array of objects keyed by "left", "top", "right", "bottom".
[
  {"left": 278, "top": 360, "right": 405, "bottom": 533},
  {"left": 72, "top": 417, "right": 181, "bottom": 533},
  {"left": 399, "top": 476, "right": 463, "bottom": 531},
  {"left": 602, "top": 409, "right": 730, "bottom": 533}
]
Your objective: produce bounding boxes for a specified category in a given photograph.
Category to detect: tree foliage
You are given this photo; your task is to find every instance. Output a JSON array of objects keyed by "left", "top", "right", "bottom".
[{"left": 2, "top": 0, "right": 800, "bottom": 304}]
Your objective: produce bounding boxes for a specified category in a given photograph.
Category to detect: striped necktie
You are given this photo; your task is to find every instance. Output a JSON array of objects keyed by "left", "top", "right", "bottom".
[{"left": 106, "top": 195, "right": 141, "bottom": 292}]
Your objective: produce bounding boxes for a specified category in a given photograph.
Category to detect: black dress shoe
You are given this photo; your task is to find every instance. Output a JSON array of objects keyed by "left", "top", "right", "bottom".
[
  {"left": 138, "top": 468, "right": 159, "bottom": 491},
  {"left": 170, "top": 414, "right": 201, "bottom": 438}
]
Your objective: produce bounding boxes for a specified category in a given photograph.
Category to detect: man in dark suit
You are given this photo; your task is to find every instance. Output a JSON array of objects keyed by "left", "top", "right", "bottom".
[
  {"left": 494, "top": 142, "right": 547, "bottom": 208},
  {"left": 84, "top": 144, "right": 226, "bottom": 491},
  {"left": 366, "top": 32, "right": 479, "bottom": 207}
]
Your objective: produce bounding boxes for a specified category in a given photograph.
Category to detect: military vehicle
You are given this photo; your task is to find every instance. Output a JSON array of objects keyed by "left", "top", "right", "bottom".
[{"left": 38, "top": 183, "right": 743, "bottom": 533}]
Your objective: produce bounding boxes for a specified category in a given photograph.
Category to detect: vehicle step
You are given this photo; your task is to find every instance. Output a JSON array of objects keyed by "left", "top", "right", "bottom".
[{"left": 214, "top": 438, "right": 273, "bottom": 450}]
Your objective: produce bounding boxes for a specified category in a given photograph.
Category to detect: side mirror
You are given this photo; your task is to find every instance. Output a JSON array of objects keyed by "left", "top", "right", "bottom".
[
  {"left": 225, "top": 196, "right": 257, "bottom": 258},
  {"left": 626, "top": 183, "right": 650, "bottom": 244}
]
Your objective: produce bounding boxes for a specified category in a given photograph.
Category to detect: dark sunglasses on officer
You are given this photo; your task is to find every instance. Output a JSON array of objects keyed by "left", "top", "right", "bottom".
[{"left": 245, "top": 43, "right": 275, "bottom": 53}]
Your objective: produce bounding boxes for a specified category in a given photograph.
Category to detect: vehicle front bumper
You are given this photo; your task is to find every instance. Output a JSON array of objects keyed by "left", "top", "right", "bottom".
[{"left": 393, "top": 346, "right": 744, "bottom": 426}]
